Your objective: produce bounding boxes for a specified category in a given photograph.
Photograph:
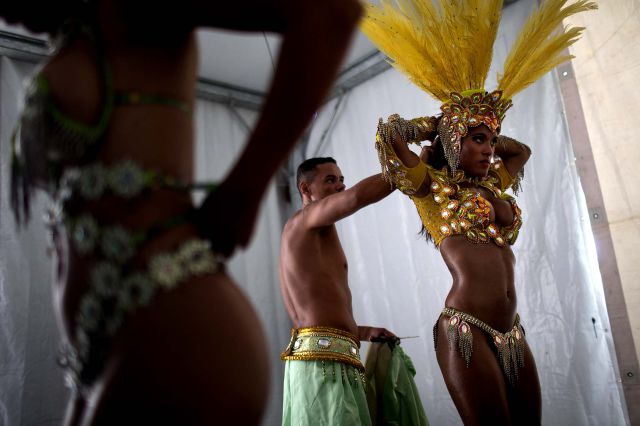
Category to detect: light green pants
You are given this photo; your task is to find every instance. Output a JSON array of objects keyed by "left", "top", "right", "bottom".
[{"left": 282, "top": 360, "right": 372, "bottom": 426}]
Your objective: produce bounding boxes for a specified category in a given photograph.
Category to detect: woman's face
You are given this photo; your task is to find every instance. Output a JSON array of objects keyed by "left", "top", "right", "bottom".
[{"left": 459, "top": 124, "right": 497, "bottom": 177}]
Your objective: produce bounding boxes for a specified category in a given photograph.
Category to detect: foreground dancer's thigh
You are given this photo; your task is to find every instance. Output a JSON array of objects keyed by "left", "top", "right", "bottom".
[
  {"left": 435, "top": 316, "right": 511, "bottom": 425},
  {"left": 82, "top": 272, "right": 269, "bottom": 426}
]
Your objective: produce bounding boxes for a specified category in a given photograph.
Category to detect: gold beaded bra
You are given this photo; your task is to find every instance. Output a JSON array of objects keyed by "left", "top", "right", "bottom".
[{"left": 376, "top": 124, "right": 522, "bottom": 247}]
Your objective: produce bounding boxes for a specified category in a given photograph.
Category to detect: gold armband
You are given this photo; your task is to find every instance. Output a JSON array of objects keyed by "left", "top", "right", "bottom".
[
  {"left": 374, "top": 114, "right": 436, "bottom": 195},
  {"left": 492, "top": 135, "right": 527, "bottom": 193},
  {"left": 489, "top": 159, "right": 514, "bottom": 192}
]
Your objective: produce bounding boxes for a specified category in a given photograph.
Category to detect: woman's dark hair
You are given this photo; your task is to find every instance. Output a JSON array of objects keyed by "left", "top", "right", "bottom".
[
  {"left": 425, "top": 134, "right": 448, "bottom": 171},
  {"left": 423, "top": 114, "right": 447, "bottom": 171}
]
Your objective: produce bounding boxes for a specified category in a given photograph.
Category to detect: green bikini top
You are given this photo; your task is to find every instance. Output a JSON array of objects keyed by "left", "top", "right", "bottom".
[{"left": 9, "top": 30, "right": 196, "bottom": 224}]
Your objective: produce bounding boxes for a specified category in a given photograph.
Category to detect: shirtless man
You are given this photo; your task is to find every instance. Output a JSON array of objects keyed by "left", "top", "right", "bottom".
[{"left": 279, "top": 157, "right": 396, "bottom": 426}]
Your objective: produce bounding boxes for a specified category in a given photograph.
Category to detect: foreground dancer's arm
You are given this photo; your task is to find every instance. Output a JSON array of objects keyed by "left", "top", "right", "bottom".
[{"left": 192, "top": 0, "right": 363, "bottom": 256}]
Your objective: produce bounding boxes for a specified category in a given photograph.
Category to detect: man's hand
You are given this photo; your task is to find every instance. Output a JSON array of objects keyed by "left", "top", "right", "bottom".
[{"left": 358, "top": 326, "right": 398, "bottom": 343}]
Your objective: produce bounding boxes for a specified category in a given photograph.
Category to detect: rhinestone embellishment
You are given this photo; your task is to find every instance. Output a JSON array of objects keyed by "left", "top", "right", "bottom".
[{"left": 317, "top": 338, "right": 332, "bottom": 348}]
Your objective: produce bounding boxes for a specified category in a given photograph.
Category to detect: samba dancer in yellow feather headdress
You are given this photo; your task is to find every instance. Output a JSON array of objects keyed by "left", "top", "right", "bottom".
[
  {"left": 361, "top": 1, "right": 596, "bottom": 423},
  {"left": 363, "top": 0, "right": 596, "bottom": 174}
]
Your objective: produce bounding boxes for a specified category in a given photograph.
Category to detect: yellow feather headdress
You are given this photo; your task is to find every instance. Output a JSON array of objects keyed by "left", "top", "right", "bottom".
[{"left": 361, "top": 0, "right": 597, "bottom": 171}]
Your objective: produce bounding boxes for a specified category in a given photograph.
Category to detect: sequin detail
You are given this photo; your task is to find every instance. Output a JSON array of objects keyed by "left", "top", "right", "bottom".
[
  {"left": 416, "top": 164, "right": 522, "bottom": 247},
  {"left": 438, "top": 90, "right": 512, "bottom": 174},
  {"left": 63, "top": 238, "right": 221, "bottom": 390},
  {"left": 373, "top": 113, "right": 523, "bottom": 247},
  {"left": 281, "top": 326, "right": 364, "bottom": 374},
  {"left": 436, "top": 307, "right": 526, "bottom": 385}
]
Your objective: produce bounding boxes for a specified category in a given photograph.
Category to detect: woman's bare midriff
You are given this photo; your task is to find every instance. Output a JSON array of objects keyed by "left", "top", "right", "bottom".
[{"left": 440, "top": 235, "right": 517, "bottom": 332}]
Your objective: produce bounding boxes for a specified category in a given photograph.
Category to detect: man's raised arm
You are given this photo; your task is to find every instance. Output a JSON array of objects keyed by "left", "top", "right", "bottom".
[{"left": 302, "top": 174, "right": 393, "bottom": 229}]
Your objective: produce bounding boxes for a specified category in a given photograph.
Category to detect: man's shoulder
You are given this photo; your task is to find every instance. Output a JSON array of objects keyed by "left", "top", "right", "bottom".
[{"left": 284, "top": 205, "right": 333, "bottom": 235}]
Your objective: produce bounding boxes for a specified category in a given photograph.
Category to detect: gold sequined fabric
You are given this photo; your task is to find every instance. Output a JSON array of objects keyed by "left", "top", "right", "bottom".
[
  {"left": 435, "top": 307, "right": 526, "bottom": 385},
  {"left": 373, "top": 113, "right": 522, "bottom": 248},
  {"left": 412, "top": 161, "right": 522, "bottom": 247},
  {"left": 375, "top": 114, "right": 437, "bottom": 195},
  {"left": 281, "top": 326, "right": 364, "bottom": 372}
]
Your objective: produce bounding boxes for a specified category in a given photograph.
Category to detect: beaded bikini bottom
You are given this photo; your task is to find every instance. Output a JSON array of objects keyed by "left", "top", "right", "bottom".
[
  {"left": 42, "top": 160, "right": 222, "bottom": 394},
  {"left": 433, "top": 307, "right": 525, "bottom": 384},
  {"left": 61, "top": 237, "right": 223, "bottom": 394}
]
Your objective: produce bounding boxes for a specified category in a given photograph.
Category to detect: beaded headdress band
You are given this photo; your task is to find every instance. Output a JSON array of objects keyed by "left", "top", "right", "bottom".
[{"left": 362, "top": 0, "right": 597, "bottom": 174}]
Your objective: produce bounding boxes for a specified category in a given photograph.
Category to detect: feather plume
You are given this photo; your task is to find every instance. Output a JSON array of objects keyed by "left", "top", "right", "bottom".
[
  {"left": 498, "top": 0, "right": 597, "bottom": 100},
  {"left": 361, "top": 0, "right": 503, "bottom": 101}
]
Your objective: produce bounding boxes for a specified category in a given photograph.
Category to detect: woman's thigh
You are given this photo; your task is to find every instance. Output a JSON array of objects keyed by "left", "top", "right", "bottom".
[
  {"left": 508, "top": 339, "right": 541, "bottom": 425},
  {"left": 82, "top": 271, "right": 270, "bottom": 425},
  {"left": 435, "top": 316, "right": 511, "bottom": 425}
]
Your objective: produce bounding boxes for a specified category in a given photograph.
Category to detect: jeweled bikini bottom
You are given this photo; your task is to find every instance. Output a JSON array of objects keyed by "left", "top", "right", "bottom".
[
  {"left": 61, "top": 237, "right": 223, "bottom": 395},
  {"left": 433, "top": 307, "right": 525, "bottom": 384}
]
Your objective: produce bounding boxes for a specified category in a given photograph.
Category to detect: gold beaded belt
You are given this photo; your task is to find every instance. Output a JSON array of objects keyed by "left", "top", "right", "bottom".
[
  {"left": 280, "top": 326, "right": 364, "bottom": 372},
  {"left": 436, "top": 307, "right": 525, "bottom": 384}
]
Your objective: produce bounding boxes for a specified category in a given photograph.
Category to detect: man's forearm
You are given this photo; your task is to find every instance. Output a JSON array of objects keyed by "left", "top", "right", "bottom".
[{"left": 352, "top": 174, "right": 395, "bottom": 208}]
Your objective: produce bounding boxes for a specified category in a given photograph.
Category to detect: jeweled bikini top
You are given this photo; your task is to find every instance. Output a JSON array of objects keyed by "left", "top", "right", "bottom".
[
  {"left": 10, "top": 54, "right": 191, "bottom": 223},
  {"left": 376, "top": 129, "right": 522, "bottom": 248},
  {"left": 413, "top": 162, "right": 521, "bottom": 247}
]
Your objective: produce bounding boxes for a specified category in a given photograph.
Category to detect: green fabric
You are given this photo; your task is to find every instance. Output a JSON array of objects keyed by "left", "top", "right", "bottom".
[
  {"left": 114, "top": 91, "right": 191, "bottom": 113},
  {"left": 38, "top": 70, "right": 115, "bottom": 141},
  {"left": 364, "top": 343, "right": 429, "bottom": 426},
  {"left": 282, "top": 360, "right": 372, "bottom": 426}
]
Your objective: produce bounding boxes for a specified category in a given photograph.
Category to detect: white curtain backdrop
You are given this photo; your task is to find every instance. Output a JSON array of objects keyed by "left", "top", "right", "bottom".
[
  {"left": 301, "top": 2, "right": 627, "bottom": 425},
  {"left": 0, "top": 59, "right": 290, "bottom": 426},
  {"left": 0, "top": 57, "right": 67, "bottom": 426},
  {"left": 0, "top": 1, "right": 631, "bottom": 425}
]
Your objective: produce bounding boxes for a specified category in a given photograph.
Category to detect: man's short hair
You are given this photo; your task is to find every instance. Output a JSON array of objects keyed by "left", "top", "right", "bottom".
[{"left": 296, "top": 157, "right": 337, "bottom": 196}]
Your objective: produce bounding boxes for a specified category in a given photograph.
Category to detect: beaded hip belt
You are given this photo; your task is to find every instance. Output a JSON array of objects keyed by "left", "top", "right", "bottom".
[
  {"left": 280, "top": 326, "right": 363, "bottom": 371},
  {"left": 438, "top": 307, "right": 525, "bottom": 384}
]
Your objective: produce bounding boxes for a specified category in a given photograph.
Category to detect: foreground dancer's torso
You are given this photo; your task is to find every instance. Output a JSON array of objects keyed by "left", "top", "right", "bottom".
[
  {"left": 439, "top": 205, "right": 518, "bottom": 331},
  {"left": 14, "top": 24, "right": 270, "bottom": 426},
  {"left": 4, "top": 0, "right": 365, "bottom": 424}
]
